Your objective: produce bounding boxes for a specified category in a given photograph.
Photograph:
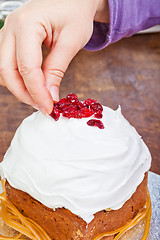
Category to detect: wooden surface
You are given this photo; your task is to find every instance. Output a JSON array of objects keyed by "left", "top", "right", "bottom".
[{"left": 0, "top": 33, "right": 160, "bottom": 174}]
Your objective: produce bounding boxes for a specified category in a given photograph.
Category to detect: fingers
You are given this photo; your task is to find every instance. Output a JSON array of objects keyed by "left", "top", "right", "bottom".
[
  {"left": 0, "top": 76, "right": 6, "bottom": 87},
  {"left": 0, "top": 33, "right": 37, "bottom": 107},
  {"left": 0, "top": 30, "right": 6, "bottom": 87},
  {"left": 0, "top": 18, "right": 85, "bottom": 114},
  {"left": 16, "top": 24, "right": 53, "bottom": 114},
  {"left": 43, "top": 30, "right": 80, "bottom": 102}
]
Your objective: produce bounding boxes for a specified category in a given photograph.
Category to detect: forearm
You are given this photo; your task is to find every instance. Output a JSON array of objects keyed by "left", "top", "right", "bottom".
[
  {"left": 86, "top": 0, "right": 160, "bottom": 51},
  {"left": 94, "top": 0, "right": 109, "bottom": 23}
]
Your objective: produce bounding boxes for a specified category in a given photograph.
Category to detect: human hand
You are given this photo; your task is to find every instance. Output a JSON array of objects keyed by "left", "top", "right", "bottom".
[{"left": 0, "top": 0, "right": 108, "bottom": 114}]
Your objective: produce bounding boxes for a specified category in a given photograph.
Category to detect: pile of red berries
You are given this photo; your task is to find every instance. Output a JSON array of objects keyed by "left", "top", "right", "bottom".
[{"left": 50, "top": 93, "right": 104, "bottom": 129}]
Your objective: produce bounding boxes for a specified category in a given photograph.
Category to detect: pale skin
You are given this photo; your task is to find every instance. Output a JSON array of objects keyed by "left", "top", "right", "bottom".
[{"left": 0, "top": 0, "right": 109, "bottom": 114}]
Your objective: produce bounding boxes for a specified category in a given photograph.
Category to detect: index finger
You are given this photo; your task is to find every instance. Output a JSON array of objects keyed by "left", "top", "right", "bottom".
[{"left": 16, "top": 23, "right": 53, "bottom": 114}]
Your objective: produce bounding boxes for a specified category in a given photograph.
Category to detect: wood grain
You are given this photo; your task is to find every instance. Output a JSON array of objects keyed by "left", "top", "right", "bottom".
[{"left": 0, "top": 32, "right": 160, "bottom": 174}]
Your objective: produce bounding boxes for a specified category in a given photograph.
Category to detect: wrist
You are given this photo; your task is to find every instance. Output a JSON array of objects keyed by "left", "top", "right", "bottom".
[{"left": 94, "top": 0, "right": 109, "bottom": 23}]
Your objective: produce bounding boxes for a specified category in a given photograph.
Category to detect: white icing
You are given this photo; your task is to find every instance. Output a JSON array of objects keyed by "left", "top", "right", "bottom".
[{"left": 0, "top": 106, "right": 151, "bottom": 223}]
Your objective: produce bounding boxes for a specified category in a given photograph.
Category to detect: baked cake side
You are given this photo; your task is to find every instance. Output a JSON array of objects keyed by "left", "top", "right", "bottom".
[{"left": 5, "top": 173, "right": 148, "bottom": 240}]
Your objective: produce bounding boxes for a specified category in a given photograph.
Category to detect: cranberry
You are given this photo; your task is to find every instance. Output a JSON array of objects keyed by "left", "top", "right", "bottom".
[
  {"left": 83, "top": 98, "right": 97, "bottom": 108},
  {"left": 66, "top": 93, "right": 78, "bottom": 103},
  {"left": 76, "top": 112, "right": 83, "bottom": 119},
  {"left": 57, "top": 98, "right": 68, "bottom": 105},
  {"left": 87, "top": 119, "right": 104, "bottom": 129},
  {"left": 50, "top": 108, "right": 60, "bottom": 121},
  {"left": 62, "top": 112, "right": 76, "bottom": 118},
  {"left": 54, "top": 103, "right": 58, "bottom": 108},
  {"left": 90, "top": 102, "right": 103, "bottom": 112},
  {"left": 94, "top": 110, "right": 103, "bottom": 119},
  {"left": 76, "top": 101, "right": 84, "bottom": 110},
  {"left": 62, "top": 104, "right": 78, "bottom": 112},
  {"left": 79, "top": 108, "right": 94, "bottom": 118},
  {"left": 49, "top": 93, "right": 105, "bottom": 129},
  {"left": 57, "top": 98, "right": 68, "bottom": 112}
]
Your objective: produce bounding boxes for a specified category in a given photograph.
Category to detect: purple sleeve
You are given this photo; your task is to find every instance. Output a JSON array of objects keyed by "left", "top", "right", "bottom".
[{"left": 85, "top": 0, "right": 160, "bottom": 51}]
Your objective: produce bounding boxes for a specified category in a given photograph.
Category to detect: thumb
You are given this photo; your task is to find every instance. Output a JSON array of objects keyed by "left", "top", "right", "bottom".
[{"left": 43, "top": 34, "right": 80, "bottom": 102}]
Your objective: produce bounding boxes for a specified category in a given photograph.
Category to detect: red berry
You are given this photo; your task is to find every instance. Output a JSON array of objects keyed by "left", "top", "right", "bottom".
[
  {"left": 50, "top": 107, "right": 60, "bottom": 121},
  {"left": 76, "top": 112, "right": 83, "bottom": 119},
  {"left": 50, "top": 93, "right": 104, "bottom": 129},
  {"left": 58, "top": 98, "right": 68, "bottom": 105},
  {"left": 90, "top": 102, "right": 103, "bottom": 112},
  {"left": 66, "top": 93, "right": 78, "bottom": 103},
  {"left": 87, "top": 119, "right": 104, "bottom": 129},
  {"left": 79, "top": 108, "right": 94, "bottom": 118},
  {"left": 76, "top": 101, "right": 84, "bottom": 110},
  {"left": 94, "top": 110, "right": 103, "bottom": 119},
  {"left": 62, "top": 112, "right": 76, "bottom": 118},
  {"left": 83, "top": 98, "right": 97, "bottom": 107},
  {"left": 57, "top": 98, "right": 68, "bottom": 112},
  {"left": 62, "top": 104, "right": 78, "bottom": 112}
]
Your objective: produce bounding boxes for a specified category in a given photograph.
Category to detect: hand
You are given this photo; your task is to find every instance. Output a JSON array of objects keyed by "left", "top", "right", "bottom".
[{"left": 0, "top": 0, "right": 108, "bottom": 114}]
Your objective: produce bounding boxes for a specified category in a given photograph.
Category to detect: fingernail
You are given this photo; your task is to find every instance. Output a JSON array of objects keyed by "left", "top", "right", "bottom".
[{"left": 50, "top": 86, "right": 59, "bottom": 102}]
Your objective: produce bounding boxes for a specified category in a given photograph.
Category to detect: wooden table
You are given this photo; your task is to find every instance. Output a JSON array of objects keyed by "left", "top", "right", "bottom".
[{"left": 0, "top": 32, "right": 160, "bottom": 174}]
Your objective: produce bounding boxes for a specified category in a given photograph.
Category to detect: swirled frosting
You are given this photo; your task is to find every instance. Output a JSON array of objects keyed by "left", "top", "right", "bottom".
[{"left": 0, "top": 106, "right": 151, "bottom": 223}]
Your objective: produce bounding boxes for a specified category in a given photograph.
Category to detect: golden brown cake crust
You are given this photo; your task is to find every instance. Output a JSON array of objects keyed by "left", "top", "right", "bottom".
[{"left": 5, "top": 173, "right": 148, "bottom": 240}]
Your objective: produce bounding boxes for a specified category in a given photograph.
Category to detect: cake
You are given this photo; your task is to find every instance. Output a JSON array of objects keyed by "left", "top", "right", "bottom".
[{"left": 0, "top": 94, "right": 151, "bottom": 240}]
